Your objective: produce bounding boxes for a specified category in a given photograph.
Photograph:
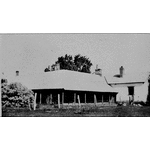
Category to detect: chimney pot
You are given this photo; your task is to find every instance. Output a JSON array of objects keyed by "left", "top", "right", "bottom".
[{"left": 16, "top": 71, "right": 19, "bottom": 76}]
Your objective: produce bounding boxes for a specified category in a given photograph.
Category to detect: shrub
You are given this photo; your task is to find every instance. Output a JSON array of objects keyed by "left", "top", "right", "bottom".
[{"left": 1, "top": 80, "right": 34, "bottom": 110}]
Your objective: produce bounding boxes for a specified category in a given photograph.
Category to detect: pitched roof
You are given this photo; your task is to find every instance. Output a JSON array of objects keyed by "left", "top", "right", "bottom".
[
  {"left": 9, "top": 70, "right": 117, "bottom": 93},
  {"left": 106, "top": 72, "right": 150, "bottom": 85}
]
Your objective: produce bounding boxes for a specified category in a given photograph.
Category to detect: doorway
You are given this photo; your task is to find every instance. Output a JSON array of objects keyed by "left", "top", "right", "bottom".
[{"left": 128, "top": 86, "right": 134, "bottom": 103}]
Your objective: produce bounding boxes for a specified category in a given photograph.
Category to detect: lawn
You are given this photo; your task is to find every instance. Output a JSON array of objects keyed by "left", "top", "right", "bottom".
[{"left": 2, "top": 105, "right": 150, "bottom": 117}]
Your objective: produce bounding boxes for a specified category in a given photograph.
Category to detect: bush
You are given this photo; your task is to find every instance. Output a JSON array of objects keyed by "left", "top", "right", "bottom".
[{"left": 1, "top": 80, "right": 34, "bottom": 110}]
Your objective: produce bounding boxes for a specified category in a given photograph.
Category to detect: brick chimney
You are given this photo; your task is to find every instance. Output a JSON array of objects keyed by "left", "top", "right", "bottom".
[
  {"left": 95, "top": 65, "right": 102, "bottom": 76},
  {"left": 120, "top": 66, "right": 124, "bottom": 77}
]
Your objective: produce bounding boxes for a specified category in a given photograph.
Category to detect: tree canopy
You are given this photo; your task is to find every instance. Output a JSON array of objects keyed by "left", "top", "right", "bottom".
[{"left": 44, "top": 54, "right": 93, "bottom": 73}]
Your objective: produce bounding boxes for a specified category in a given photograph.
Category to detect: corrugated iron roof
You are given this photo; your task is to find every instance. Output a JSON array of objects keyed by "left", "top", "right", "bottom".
[{"left": 9, "top": 70, "right": 117, "bottom": 93}]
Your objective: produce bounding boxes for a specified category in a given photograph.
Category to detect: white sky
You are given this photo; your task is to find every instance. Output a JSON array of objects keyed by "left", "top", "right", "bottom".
[{"left": 1, "top": 33, "right": 150, "bottom": 78}]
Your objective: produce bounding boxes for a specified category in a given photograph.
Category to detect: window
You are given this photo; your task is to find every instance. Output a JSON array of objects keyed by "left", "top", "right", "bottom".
[{"left": 128, "top": 86, "right": 134, "bottom": 95}]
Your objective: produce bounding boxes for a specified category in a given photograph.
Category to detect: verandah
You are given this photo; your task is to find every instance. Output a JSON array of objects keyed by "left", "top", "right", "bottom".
[{"left": 33, "top": 89, "right": 116, "bottom": 110}]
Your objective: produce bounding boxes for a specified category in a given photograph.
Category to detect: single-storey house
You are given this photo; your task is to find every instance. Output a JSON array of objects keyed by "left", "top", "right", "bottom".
[
  {"left": 10, "top": 69, "right": 118, "bottom": 108},
  {"left": 106, "top": 66, "right": 150, "bottom": 103}
]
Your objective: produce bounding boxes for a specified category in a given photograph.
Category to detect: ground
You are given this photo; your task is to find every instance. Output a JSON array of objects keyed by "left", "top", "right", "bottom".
[{"left": 2, "top": 104, "right": 150, "bottom": 117}]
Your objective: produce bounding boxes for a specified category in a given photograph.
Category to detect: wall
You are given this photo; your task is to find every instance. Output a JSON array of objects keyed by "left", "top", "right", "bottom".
[
  {"left": 134, "top": 81, "right": 149, "bottom": 102},
  {"left": 111, "top": 81, "right": 149, "bottom": 102}
]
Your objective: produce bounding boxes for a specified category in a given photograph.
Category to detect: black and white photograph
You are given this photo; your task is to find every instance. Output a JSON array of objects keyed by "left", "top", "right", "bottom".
[
  {"left": 1, "top": 1, "right": 150, "bottom": 150},
  {"left": 1, "top": 33, "right": 150, "bottom": 117}
]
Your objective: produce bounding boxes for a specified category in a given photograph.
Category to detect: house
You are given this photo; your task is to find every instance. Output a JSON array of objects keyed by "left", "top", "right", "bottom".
[
  {"left": 9, "top": 69, "right": 118, "bottom": 108},
  {"left": 106, "top": 66, "right": 150, "bottom": 103}
]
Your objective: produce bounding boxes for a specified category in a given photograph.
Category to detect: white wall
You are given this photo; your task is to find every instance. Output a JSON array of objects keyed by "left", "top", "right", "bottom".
[
  {"left": 112, "top": 86, "right": 128, "bottom": 102},
  {"left": 111, "top": 81, "right": 149, "bottom": 102},
  {"left": 134, "top": 81, "right": 149, "bottom": 102}
]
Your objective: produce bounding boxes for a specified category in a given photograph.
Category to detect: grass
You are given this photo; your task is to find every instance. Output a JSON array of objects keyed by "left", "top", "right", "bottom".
[{"left": 2, "top": 105, "right": 150, "bottom": 117}]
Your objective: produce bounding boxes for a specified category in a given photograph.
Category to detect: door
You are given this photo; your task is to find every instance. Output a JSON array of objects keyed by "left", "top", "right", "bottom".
[{"left": 128, "top": 86, "right": 134, "bottom": 103}]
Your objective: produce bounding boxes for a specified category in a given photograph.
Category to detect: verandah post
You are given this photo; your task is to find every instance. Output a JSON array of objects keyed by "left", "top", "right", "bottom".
[
  {"left": 102, "top": 94, "right": 103, "bottom": 106},
  {"left": 58, "top": 94, "right": 60, "bottom": 109},
  {"left": 40, "top": 93, "right": 42, "bottom": 104},
  {"left": 62, "top": 92, "right": 64, "bottom": 105},
  {"left": 85, "top": 93, "right": 86, "bottom": 104},
  {"left": 34, "top": 93, "right": 37, "bottom": 110},
  {"left": 94, "top": 94, "right": 97, "bottom": 106},
  {"left": 77, "top": 95, "right": 81, "bottom": 108},
  {"left": 50, "top": 94, "right": 52, "bottom": 104},
  {"left": 74, "top": 93, "right": 76, "bottom": 104}
]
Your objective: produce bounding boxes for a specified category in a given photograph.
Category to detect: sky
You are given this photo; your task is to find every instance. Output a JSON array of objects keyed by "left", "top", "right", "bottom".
[{"left": 1, "top": 33, "right": 150, "bottom": 78}]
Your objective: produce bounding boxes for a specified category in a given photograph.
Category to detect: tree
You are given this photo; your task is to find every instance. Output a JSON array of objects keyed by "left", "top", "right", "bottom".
[
  {"left": 44, "top": 65, "right": 51, "bottom": 72},
  {"left": 146, "top": 73, "right": 150, "bottom": 105},
  {"left": 44, "top": 67, "right": 50, "bottom": 72},
  {"left": 56, "top": 54, "right": 77, "bottom": 71},
  {"left": 44, "top": 54, "right": 93, "bottom": 73},
  {"left": 74, "top": 54, "right": 92, "bottom": 73},
  {"left": 1, "top": 80, "right": 34, "bottom": 110}
]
